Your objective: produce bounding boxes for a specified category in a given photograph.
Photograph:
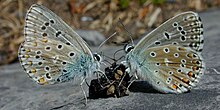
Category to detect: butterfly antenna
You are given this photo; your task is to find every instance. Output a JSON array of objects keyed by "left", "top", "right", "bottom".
[
  {"left": 111, "top": 41, "right": 129, "bottom": 46},
  {"left": 116, "top": 55, "right": 125, "bottom": 61},
  {"left": 103, "top": 53, "right": 116, "bottom": 62},
  {"left": 113, "top": 48, "right": 124, "bottom": 60},
  {"left": 118, "top": 18, "right": 134, "bottom": 45},
  {"left": 100, "top": 61, "right": 107, "bottom": 67},
  {"left": 98, "top": 31, "right": 117, "bottom": 52},
  {"left": 103, "top": 60, "right": 112, "bottom": 65}
]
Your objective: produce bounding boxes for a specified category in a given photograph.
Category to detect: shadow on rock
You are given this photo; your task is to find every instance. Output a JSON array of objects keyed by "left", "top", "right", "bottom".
[
  {"left": 128, "top": 81, "right": 160, "bottom": 93},
  {"left": 129, "top": 81, "right": 195, "bottom": 94}
]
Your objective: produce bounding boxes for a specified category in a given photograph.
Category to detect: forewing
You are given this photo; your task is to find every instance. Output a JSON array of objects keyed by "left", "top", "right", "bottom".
[
  {"left": 18, "top": 4, "right": 95, "bottom": 85},
  {"left": 134, "top": 12, "right": 204, "bottom": 55},
  {"left": 24, "top": 4, "right": 93, "bottom": 56}
]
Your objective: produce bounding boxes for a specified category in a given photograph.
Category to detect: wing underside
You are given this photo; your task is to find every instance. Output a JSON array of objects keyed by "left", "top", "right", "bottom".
[{"left": 135, "top": 45, "right": 205, "bottom": 93}]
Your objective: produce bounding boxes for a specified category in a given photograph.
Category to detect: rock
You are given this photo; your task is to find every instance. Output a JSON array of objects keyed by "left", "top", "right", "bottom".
[{"left": 75, "top": 30, "right": 106, "bottom": 46}]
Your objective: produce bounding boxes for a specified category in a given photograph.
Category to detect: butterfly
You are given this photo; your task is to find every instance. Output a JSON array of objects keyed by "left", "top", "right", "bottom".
[
  {"left": 123, "top": 12, "right": 205, "bottom": 93},
  {"left": 18, "top": 4, "right": 103, "bottom": 103}
]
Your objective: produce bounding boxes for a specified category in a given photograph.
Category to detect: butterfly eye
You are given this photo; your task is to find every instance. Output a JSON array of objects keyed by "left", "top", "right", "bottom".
[
  {"left": 93, "top": 53, "right": 102, "bottom": 62},
  {"left": 124, "top": 45, "right": 134, "bottom": 53}
]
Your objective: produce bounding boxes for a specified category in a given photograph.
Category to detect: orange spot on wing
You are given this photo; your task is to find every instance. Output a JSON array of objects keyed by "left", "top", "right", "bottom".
[
  {"left": 24, "top": 55, "right": 29, "bottom": 58},
  {"left": 41, "top": 38, "right": 48, "bottom": 43},
  {"left": 31, "top": 69, "right": 36, "bottom": 73},
  {"left": 32, "top": 42, "right": 37, "bottom": 46},
  {"left": 27, "top": 61, "right": 32, "bottom": 65},
  {"left": 185, "top": 65, "right": 191, "bottom": 68},
  {"left": 182, "top": 78, "right": 190, "bottom": 84},
  {"left": 192, "top": 60, "right": 197, "bottom": 64},
  {"left": 172, "top": 84, "right": 177, "bottom": 89},
  {"left": 25, "top": 49, "right": 30, "bottom": 52},
  {"left": 188, "top": 71, "right": 195, "bottom": 78},
  {"left": 192, "top": 66, "right": 197, "bottom": 71},
  {"left": 187, "top": 53, "right": 193, "bottom": 58},
  {"left": 38, "top": 77, "right": 47, "bottom": 85}
]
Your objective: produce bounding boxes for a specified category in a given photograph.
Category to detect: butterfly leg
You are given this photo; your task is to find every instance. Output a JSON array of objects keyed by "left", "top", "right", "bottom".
[
  {"left": 100, "top": 61, "right": 107, "bottom": 66},
  {"left": 126, "top": 79, "right": 136, "bottom": 94},
  {"left": 95, "top": 70, "right": 110, "bottom": 89},
  {"left": 118, "top": 71, "right": 126, "bottom": 88},
  {"left": 97, "top": 70, "right": 111, "bottom": 83},
  {"left": 96, "top": 72, "right": 105, "bottom": 88},
  {"left": 126, "top": 70, "right": 138, "bottom": 93},
  {"left": 80, "top": 78, "right": 87, "bottom": 105}
]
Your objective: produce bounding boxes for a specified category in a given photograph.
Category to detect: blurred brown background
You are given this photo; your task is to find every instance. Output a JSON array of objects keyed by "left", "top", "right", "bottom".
[{"left": 0, "top": 0, "right": 220, "bottom": 65}]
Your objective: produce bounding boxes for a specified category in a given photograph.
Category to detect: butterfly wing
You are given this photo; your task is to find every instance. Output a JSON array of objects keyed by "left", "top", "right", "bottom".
[
  {"left": 128, "top": 45, "right": 205, "bottom": 93},
  {"left": 24, "top": 4, "right": 93, "bottom": 56},
  {"left": 133, "top": 12, "right": 204, "bottom": 54},
  {"left": 18, "top": 4, "right": 97, "bottom": 85},
  {"left": 127, "top": 12, "right": 205, "bottom": 93}
]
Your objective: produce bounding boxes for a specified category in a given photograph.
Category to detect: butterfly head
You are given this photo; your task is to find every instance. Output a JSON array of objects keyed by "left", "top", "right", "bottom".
[
  {"left": 124, "top": 44, "right": 134, "bottom": 53},
  {"left": 93, "top": 53, "right": 103, "bottom": 62}
]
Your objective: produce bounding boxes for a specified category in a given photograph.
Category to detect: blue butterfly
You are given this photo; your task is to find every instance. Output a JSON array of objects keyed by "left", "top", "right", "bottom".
[
  {"left": 123, "top": 12, "right": 205, "bottom": 93},
  {"left": 18, "top": 4, "right": 103, "bottom": 104}
]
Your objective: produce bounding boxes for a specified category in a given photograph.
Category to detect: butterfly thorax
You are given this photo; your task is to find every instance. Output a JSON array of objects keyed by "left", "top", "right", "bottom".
[
  {"left": 56, "top": 53, "right": 98, "bottom": 82},
  {"left": 125, "top": 52, "right": 140, "bottom": 79}
]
